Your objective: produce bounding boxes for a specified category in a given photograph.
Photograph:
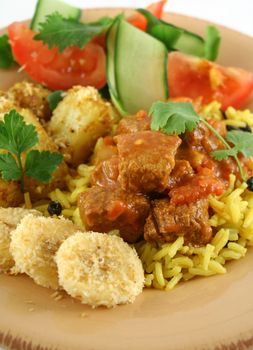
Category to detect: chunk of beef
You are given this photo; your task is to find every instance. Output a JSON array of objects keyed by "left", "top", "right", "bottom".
[
  {"left": 116, "top": 110, "right": 150, "bottom": 135},
  {"left": 144, "top": 198, "right": 212, "bottom": 245},
  {"left": 167, "top": 160, "right": 194, "bottom": 190},
  {"left": 91, "top": 156, "right": 119, "bottom": 188},
  {"left": 78, "top": 186, "right": 150, "bottom": 243},
  {"left": 115, "top": 131, "right": 181, "bottom": 193}
]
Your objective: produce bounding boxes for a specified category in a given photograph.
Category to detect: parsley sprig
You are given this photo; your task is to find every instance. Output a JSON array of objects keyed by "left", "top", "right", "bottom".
[
  {"left": 0, "top": 110, "right": 63, "bottom": 192},
  {"left": 34, "top": 13, "right": 114, "bottom": 52},
  {"left": 47, "top": 90, "right": 65, "bottom": 110},
  {"left": 149, "top": 101, "right": 253, "bottom": 181}
]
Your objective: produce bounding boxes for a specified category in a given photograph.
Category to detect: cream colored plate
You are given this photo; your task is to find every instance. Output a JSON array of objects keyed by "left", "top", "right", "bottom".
[{"left": 1, "top": 9, "right": 253, "bottom": 350}]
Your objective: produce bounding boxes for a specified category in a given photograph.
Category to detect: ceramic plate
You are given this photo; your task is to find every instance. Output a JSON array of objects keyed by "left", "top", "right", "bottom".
[{"left": 0, "top": 8, "right": 253, "bottom": 350}]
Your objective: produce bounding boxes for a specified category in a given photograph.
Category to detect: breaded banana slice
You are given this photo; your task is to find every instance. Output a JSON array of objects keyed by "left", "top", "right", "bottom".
[
  {"left": 56, "top": 231, "right": 144, "bottom": 308},
  {"left": 0, "top": 207, "right": 41, "bottom": 272},
  {"left": 10, "top": 215, "right": 78, "bottom": 289},
  {"left": 48, "top": 86, "right": 119, "bottom": 166},
  {"left": 7, "top": 81, "right": 51, "bottom": 120}
]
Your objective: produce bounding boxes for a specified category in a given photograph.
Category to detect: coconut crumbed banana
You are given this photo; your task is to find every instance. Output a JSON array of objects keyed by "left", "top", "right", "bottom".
[
  {"left": 10, "top": 215, "right": 78, "bottom": 290},
  {"left": 56, "top": 231, "right": 144, "bottom": 308},
  {"left": 0, "top": 207, "right": 41, "bottom": 272},
  {"left": 47, "top": 86, "right": 120, "bottom": 166}
]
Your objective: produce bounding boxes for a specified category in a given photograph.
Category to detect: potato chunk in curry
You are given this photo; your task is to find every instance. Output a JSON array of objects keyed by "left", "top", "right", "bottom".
[
  {"left": 7, "top": 81, "right": 51, "bottom": 121},
  {"left": 48, "top": 86, "right": 120, "bottom": 167},
  {"left": 0, "top": 95, "right": 68, "bottom": 206}
]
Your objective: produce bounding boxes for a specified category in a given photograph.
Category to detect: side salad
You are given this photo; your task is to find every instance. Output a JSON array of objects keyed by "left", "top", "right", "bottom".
[{"left": 0, "top": 0, "right": 253, "bottom": 115}]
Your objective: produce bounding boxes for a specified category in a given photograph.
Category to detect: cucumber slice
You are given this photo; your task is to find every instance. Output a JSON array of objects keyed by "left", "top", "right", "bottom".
[
  {"left": 106, "top": 19, "right": 119, "bottom": 98},
  {"left": 175, "top": 31, "right": 205, "bottom": 57},
  {"left": 149, "top": 24, "right": 183, "bottom": 50},
  {"left": 138, "top": 9, "right": 205, "bottom": 58},
  {"left": 31, "top": 0, "right": 81, "bottom": 31},
  {"left": 106, "top": 19, "right": 128, "bottom": 116},
  {"left": 112, "top": 20, "right": 168, "bottom": 114},
  {"left": 110, "top": 89, "right": 128, "bottom": 116}
]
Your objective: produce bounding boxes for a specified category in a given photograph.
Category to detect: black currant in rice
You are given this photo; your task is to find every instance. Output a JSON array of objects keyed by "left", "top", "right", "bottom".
[
  {"left": 47, "top": 201, "right": 62, "bottom": 216},
  {"left": 240, "top": 124, "right": 252, "bottom": 133},
  {"left": 246, "top": 177, "right": 253, "bottom": 192},
  {"left": 226, "top": 125, "right": 239, "bottom": 132},
  {"left": 226, "top": 124, "right": 252, "bottom": 133}
]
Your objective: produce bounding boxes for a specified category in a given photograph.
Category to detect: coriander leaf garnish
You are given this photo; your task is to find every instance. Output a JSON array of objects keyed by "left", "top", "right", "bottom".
[
  {"left": 226, "top": 130, "right": 253, "bottom": 158},
  {"left": 0, "top": 110, "right": 38, "bottom": 155},
  {"left": 212, "top": 130, "right": 253, "bottom": 172},
  {"left": 25, "top": 150, "right": 63, "bottom": 183},
  {"left": 204, "top": 26, "right": 221, "bottom": 61},
  {"left": 0, "top": 34, "right": 15, "bottom": 69},
  {"left": 0, "top": 109, "right": 64, "bottom": 192},
  {"left": 34, "top": 12, "right": 113, "bottom": 52},
  {"left": 47, "top": 90, "right": 65, "bottom": 111},
  {"left": 150, "top": 101, "right": 200, "bottom": 135},
  {"left": 0, "top": 153, "right": 22, "bottom": 181},
  {"left": 211, "top": 148, "right": 238, "bottom": 161},
  {"left": 149, "top": 101, "right": 248, "bottom": 181}
]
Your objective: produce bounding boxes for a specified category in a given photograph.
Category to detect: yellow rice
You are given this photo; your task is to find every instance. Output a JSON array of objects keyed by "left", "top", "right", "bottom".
[
  {"left": 34, "top": 103, "right": 253, "bottom": 291},
  {"left": 34, "top": 164, "right": 94, "bottom": 228}
]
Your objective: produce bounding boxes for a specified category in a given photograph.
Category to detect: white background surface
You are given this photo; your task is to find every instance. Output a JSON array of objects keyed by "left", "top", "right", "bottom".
[{"left": 0, "top": 0, "right": 252, "bottom": 36}]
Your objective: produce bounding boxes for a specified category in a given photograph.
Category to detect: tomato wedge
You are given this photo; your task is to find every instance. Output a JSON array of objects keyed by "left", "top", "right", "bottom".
[
  {"left": 128, "top": 1, "right": 167, "bottom": 31},
  {"left": 8, "top": 22, "right": 106, "bottom": 90},
  {"left": 168, "top": 52, "right": 253, "bottom": 110}
]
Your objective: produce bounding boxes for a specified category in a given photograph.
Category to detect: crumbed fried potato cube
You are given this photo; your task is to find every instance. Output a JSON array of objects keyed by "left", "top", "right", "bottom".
[
  {"left": 10, "top": 215, "right": 78, "bottom": 289},
  {"left": 0, "top": 208, "right": 41, "bottom": 272},
  {"left": 7, "top": 81, "right": 51, "bottom": 120},
  {"left": 19, "top": 108, "right": 69, "bottom": 200},
  {"left": 0, "top": 96, "right": 68, "bottom": 205},
  {"left": 0, "top": 181, "right": 23, "bottom": 208},
  {"left": 56, "top": 231, "right": 144, "bottom": 308},
  {"left": 48, "top": 86, "right": 119, "bottom": 166},
  {"left": 0, "top": 94, "right": 15, "bottom": 114},
  {"left": 0, "top": 96, "right": 25, "bottom": 205}
]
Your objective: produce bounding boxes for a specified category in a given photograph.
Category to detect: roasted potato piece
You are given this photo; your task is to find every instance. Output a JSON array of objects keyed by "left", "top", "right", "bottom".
[
  {"left": 0, "top": 96, "right": 23, "bottom": 206},
  {"left": 0, "top": 208, "right": 41, "bottom": 272},
  {"left": 16, "top": 108, "right": 68, "bottom": 199},
  {"left": 48, "top": 86, "right": 119, "bottom": 167},
  {"left": 0, "top": 94, "right": 15, "bottom": 113},
  {"left": 7, "top": 81, "right": 51, "bottom": 120},
  {"left": 0, "top": 96, "right": 68, "bottom": 205},
  {"left": 0, "top": 181, "right": 23, "bottom": 208}
]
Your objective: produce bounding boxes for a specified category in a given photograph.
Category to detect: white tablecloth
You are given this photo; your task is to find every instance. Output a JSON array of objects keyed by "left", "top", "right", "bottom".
[{"left": 0, "top": 0, "right": 253, "bottom": 36}]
